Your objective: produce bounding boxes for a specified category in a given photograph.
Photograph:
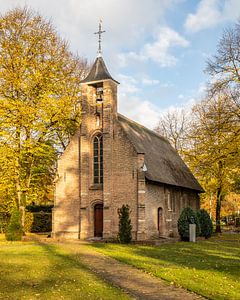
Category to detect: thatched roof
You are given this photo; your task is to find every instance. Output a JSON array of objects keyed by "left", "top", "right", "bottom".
[
  {"left": 80, "top": 56, "right": 119, "bottom": 84},
  {"left": 118, "top": 114, "right": 204, "bottom": 192}
]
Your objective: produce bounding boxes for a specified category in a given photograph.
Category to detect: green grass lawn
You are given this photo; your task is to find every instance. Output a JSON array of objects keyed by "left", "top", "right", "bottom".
[
  {"left": 90, "top": 234, "right": 240, "bottom": 300},
  {"left": 0, "top": 234, "right": 129, "bottom": 300}
]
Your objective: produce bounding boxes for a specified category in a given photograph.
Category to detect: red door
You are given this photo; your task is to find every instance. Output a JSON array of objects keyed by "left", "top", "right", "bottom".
[{"left": 94, "top": 204, "right": 103, "bottom": 237}]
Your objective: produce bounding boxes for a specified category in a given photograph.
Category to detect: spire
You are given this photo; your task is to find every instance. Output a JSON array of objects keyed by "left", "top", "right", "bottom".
[
  {"left": 80, "top": 21, "right": 119, "bottom": 85},
  {"left": 94, "top": 20, "right": 105, "bottom": 57},
  {"left": 80, "top": 57, "right": 119, "bottom": 84}
]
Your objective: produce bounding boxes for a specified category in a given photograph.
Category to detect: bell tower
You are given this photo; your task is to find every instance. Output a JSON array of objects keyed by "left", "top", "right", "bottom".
[{"left": 79, "top": 21, "right": 119, "bottom": 239}]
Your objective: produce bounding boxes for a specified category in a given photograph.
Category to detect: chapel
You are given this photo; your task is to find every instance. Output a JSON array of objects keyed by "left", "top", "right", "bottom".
[{"left": 52, "top": 25, "right": 203, "bottom": 240}]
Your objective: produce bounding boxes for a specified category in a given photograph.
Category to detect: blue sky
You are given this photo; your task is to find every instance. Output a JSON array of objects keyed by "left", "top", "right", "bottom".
[{"left": 0, "top": 0, "right": 239, "bottom": 128}]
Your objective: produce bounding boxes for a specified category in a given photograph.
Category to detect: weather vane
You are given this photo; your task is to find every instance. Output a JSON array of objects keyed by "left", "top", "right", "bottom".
[{"left": 94, "top": 19, "right": 105, "bottom": 56}]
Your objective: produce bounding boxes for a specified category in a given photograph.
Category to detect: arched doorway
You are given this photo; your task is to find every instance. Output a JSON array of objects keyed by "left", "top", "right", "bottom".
[
  {"left": 158, "top": 207, "right": 163, "bottom": 236},
  {"left": 94, "top": 203, "right": 103, "bottom": 237}
]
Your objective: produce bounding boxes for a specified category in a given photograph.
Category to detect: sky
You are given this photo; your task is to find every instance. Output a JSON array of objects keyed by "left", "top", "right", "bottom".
[{"left": 0, "top": 0, "right": 239, "bottom": 128}]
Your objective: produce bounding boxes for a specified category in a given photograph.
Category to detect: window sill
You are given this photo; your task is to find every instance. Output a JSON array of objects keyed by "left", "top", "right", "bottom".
[{"left": 89, "top": 184, "right": 103, "bottom": 190}]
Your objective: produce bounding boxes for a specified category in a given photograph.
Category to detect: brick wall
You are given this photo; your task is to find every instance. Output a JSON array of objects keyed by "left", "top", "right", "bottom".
[
  {"left": 53, "top": 132, "right": 80, "bottom": 239},
  {"left": 53, "top": 79, "right": 140, "bottom": 240},
  {"left": 145, "top": 183, "right": 200, "bottom": 238},
  {"left": 53, "top": 77, "right": 200, "bottom": 241}
]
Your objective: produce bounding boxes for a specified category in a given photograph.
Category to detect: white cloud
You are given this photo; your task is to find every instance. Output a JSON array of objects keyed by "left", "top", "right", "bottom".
[
  {"left": 0, "top": 0, "right": 176, "bottom": 64},
  {"left": 159, "top": 82, "right": 174, "bottom": 88},
  {"left": 142, "top": 77, "right": 160, "bottom": 86},
  {"left": 120, "top": 27, "right": 189, "bottom": 67},
  {"left": 118, "top": 74, "right": 140, "bottom": 94},
  {"left": 185, "top": 0, "right": 240, "bottom": 33},
  {"left": 118, "top": 94, "right": 161, "bottom": 129},
  {"left": 143, "top": 27, "right": 189, "bottom": 66}
]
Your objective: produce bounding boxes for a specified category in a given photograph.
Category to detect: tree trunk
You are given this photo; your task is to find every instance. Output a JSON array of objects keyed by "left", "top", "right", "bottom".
[
  {"left": 14, "top": 157, "right": 22, "bottom": 210},
  {"left": 215, "top": 187, "right": 222, "bottom": 233},
  {"left": 14, "top": 128, "right": 25, "bottom": 229}
]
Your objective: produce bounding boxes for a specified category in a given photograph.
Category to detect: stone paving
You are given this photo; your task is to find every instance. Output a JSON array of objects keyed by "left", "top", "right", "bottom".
[
  {"left": 60, "top": 241, "right": 205, "bottom": 300},
  {"left": 25, "top": 235, "right": 205, "bottom": 300}
]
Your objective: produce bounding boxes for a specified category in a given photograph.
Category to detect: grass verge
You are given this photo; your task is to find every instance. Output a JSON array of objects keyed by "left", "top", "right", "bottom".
[
  {"left": 0, "top": 234, "right": 130, "bottom": 300},
  {"left": 90, "top": 234, "right": 240, "bottom": 300}
]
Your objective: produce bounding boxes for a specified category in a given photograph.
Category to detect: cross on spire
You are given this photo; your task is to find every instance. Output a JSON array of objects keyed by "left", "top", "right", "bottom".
[{"left": 94, "top": 20, "right": 105, "bottom": 56}]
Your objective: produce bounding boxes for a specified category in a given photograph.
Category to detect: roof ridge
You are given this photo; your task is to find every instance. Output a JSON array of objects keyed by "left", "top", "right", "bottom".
[{"left": 117, "top": 113, "right": 170, "bottom": 143}]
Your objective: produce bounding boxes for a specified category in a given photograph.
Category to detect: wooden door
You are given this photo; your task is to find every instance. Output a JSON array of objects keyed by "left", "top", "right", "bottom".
[
  {"left": 158, "top": 207, "right": 163, "bottom": 236},
  {"left": 94, "top": 204, "right": 103, "bottom": 237}
]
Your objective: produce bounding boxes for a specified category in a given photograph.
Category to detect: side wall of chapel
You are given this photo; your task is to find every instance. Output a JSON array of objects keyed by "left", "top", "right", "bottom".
[{"left": 145, "top": 183, "right": 200, "bottom": 239}]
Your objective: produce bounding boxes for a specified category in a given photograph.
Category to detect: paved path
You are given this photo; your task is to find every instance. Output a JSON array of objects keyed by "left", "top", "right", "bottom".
[
  {"left": 60, "top": 241, "right": 204, "bottom": 300},
  {"left": 26, "top": 235, "right": 204, "bottom": 300}
]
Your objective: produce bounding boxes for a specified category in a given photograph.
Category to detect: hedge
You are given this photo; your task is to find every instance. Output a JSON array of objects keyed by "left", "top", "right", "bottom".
[
  {"left": 26, "top": 204, "right": 53, "bottom": 213},
  {"left": 31, "top": 212, "right": 52, "bottom": 233},
  {"left": 0, "top": 210, "right": 52, "bottom": 233}
]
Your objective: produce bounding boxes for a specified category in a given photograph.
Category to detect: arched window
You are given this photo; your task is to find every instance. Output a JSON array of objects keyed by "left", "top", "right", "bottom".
[{"left": 93, "top": 134, "right": 103, "bottom": 184}]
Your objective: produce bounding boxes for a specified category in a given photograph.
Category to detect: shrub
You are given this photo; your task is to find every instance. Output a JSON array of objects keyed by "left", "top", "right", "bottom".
[
  {"left": 178, "top": 207, "right": 201, "bottom": 241},
  {"left": 118, "top": 204, "right": 132, "bottom": 244},
  {"left": 197, "top": 209, "right": 213, "bottom": 239},
  {"left": 31, "top": 212, "right": 52, "bottom": 233},
  {"left": 24, "top": 212, "right": 34, "bottom": 233},
  {"left": 0, "top": 212, "right": 10, "bottom": 233},
  {"left": 5, "top": 209, "right": 23, "bottom": 241}
]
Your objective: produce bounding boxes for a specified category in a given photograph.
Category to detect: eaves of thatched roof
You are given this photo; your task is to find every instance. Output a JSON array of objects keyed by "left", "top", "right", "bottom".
[{"left": 118, "top": 114, "right": 204, "bottom": 192}]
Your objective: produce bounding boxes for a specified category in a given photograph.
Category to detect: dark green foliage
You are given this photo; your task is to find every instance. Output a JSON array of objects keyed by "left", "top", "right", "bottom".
[
  {"left": 26, "top": 205, "right": 53, "bottom": 213},
  {"left": 197, "top": 209, "right": 213, "bottom": 239},
  {"left": 177, "top": 207, "right": 201, "bottom": 241},
  {"left": 0, "top": 212, "right": 10, "bottom": 233},
  {"left": 118, "top": 205, "right": 132, "bottom": 244},
  {"left": 31, "top": 212, "right": 52, "bottom": 233},
  {"left": 236, "top": 217, "right": 240, "bottom": 227},
  {"left": 5, "top": 209, "right": 23, "bottom": 241}
]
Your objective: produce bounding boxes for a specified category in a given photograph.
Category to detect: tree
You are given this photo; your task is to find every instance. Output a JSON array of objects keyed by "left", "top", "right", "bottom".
[
  {"left": 0, "top": 7, "right": 86, "bottom": 223},
  {"left": 155, "top": 108, "right": 190, "bottom": 155},
  {"left": 207, "top": 22, "right": 240, "bottom": 98},
  {"left": 206, "top": 22, "right": 240, "bottom": 128},
  {"left": 118, "top": 205, "right": 132, "bottom": 244},
  {"left": 186, "top": 92, "right": 240, "bottom": 233},
  {"left": 205, "top": 21, "right": 240, "bottom": 231}
]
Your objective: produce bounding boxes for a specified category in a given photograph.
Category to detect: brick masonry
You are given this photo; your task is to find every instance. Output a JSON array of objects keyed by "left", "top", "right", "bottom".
[{"left": 52, "top": 79, "right": 200, "bottom": 240}]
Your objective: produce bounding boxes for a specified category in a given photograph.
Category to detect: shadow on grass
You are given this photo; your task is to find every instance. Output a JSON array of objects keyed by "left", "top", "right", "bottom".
[
  {"left": 91, "top": 239, "right": 240, "bottom": 280},
  {"left": 0, "top": 240, "right": 127, "bottom": 299}
]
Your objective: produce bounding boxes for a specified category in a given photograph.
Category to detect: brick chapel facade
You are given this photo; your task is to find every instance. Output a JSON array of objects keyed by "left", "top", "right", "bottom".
[{"left": 52, "top": 55, "right": 203, "bottom": 240}]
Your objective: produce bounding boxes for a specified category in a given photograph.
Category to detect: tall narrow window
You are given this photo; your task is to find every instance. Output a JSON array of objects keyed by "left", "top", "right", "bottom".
[{"left": 93, "top": 134, "right": 103, "bottom": 184}]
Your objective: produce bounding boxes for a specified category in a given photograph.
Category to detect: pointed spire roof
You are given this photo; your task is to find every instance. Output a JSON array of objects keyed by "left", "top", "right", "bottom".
[{"left": 80, "top": 56, "right": 119, "bottom": 84}]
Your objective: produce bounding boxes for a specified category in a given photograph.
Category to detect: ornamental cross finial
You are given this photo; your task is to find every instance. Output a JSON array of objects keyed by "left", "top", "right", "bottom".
[{"left": 94, "top": 19, "right": 105, "bottom": 56}]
